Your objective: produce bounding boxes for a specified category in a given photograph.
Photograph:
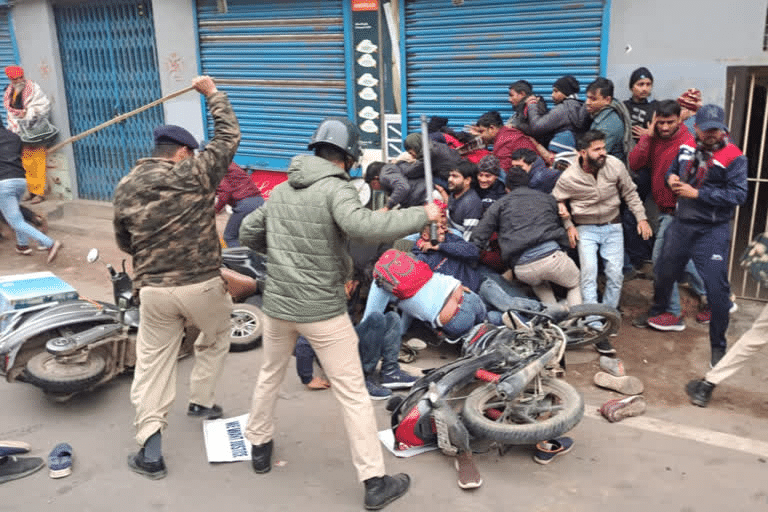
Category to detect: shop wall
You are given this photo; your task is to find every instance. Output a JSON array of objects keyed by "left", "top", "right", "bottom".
[{"left": 606, "top": 0, "right": 768, "bottom": 107}]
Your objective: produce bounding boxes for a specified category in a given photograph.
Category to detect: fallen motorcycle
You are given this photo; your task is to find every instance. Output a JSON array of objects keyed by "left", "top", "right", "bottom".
[
  {"left": 388, "top": 304, "right": 620, "bottom": 463},
  {"left": 220, "top": 247, "right": 266, "bottom": 352},
  {"left": 0, "top": 249, "right": 263, "bottom": 399}
]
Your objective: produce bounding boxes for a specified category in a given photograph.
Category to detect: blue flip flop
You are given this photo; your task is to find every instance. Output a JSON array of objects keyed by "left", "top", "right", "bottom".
[
  {"left": 48, "top": 443, "right": 73, "bottom": 479},
  {"left": 0, "top": 441, "right": 31, "bottom": 457}
]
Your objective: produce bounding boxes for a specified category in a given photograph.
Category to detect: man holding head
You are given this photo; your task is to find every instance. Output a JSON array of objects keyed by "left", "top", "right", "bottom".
[
  {"left": 113, "top": 75, "right": 240, "bottom": 480},
  {"left": 646, "top": 105, "right": 747, "bottom": 368}
]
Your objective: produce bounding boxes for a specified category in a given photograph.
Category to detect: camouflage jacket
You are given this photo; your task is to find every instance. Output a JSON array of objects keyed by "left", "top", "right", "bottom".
[{"left": 113, "top": 91, "right": 240, "bottom": 290}]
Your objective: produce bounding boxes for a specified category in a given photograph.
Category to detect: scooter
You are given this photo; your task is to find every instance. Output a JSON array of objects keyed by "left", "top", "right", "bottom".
[
  {"left": 388, "top": 304, "right": 620, "bottom": 460},
  {"left": 0, "top": 249, "right": 264, "bottom": 399},
  {"left": 220, "top": 247, "right": 266, "bottom": 352}
]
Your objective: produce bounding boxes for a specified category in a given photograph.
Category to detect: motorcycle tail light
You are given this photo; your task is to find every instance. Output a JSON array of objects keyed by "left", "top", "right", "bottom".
[{"left": 394, "top": 406, "right": 426, "bottom": 449}]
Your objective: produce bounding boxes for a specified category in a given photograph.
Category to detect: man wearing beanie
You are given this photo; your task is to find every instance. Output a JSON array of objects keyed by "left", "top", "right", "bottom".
[
  {"left": 527, "top": 75, "right": 590, "bottom": 153},
  {"left": 472, "top": 166, "right": 581, "bottom": 308},
  {"left": 401, "top": 131, "right": 463, "bottom": 187},
  {"left": 473, "top": 154, "right": 506, "bottom": 212},
  {"left": 624, "top": 67, "right": 658, "bottom": 142}
]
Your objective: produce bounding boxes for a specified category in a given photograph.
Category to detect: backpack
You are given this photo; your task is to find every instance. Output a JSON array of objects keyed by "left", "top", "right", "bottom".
[
  {"left": 373, "top": 249, "right": 433, "bottom": 299},
  {"left": 740, "top": 231, "right": 768, "bottom": 288}
]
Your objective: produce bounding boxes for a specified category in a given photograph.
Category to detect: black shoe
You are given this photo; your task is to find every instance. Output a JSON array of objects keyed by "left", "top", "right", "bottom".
[
  {"left": 0, "top": 455, "right": 44, "bottom": 484},
  {"left": 127, "top": 448, "right": 167, "bottom": 480},
  {"left": 594, "top": 340, "right": 617, "bottom": 355},
  {"left": 686, "top": 379, "right": 715, "bottom": 407},
  {"left": 187, "top": 403, "right": 223, "bottom": 419},
  {"left": 710, "top": 347, "right": 726, "bottom": 369},
  {"left": 363, "top": 473, "right": 410, "bottom": 510},
  {"left": 251, "top": 440, "right": 273, "bottom": 474}
]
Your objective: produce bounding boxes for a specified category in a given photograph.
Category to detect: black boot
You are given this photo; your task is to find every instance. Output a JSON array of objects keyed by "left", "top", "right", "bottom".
[
  {"left": 127, "top": 447, "right": 167, "bottom": 480},
  {"left": 251, "top": 440, "right": 273, "bottom": 474},
  {"left": 686, "top": 379, "right": 715, "bottom": 407},
  {"left": 363, "top": 473, "right": 410, "bottom": 510}
]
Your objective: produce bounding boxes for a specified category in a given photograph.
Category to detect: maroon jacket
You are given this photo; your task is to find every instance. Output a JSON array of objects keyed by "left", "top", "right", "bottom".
[
  {"left": 215, "top": 162, "right": 262, "bottom": 213},
  {"left": 493, "top": 126, "right": 538, "bottom": 172},
  {"left": 628, "top": 124, "right": 694, "bottom": 213}
]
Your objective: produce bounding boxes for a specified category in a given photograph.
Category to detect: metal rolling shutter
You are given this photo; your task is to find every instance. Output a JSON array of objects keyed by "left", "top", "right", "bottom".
[
  {"left": 403, "top": 0, "right": 607, "bottom": 133},
  {"left": 197, "top": 0, "right": 348, "bottom": 171},
  {"left": 0, "top": 5, "right": 17, "bottom": 126}
]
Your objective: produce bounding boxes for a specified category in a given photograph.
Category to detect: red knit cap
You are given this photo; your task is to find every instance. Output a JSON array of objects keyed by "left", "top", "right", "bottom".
[
  {"left": 4, "top": 66, "right": 23, "bottom": 79},
  {"left": 677, "top": 88, "right": 702, "bottom": 112}
]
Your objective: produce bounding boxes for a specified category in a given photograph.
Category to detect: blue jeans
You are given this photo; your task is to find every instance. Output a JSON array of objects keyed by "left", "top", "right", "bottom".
[
  {"left": 293, "top": 336, "right": 315, "bottom": 384},
  {"left": 441, "top": 290, "right": 487, "bottom": 338},
  {"left": 577, "top": 223, "right": 624, "bottom": 308},
  {"left": 651, "top": 220, "right": 731, "bottom": 351},
  {"left": 653, "top": 213, "right": 706, "bottom": 316},
  {"left": 477, "top": 277, "right": 542, "bottom": 315},
  {"left": 224, "top": 196, "right": 264, "bottom": 248},
  {"left": 357, "top": 311, "right": 402, "bottom": 375},
  {"left": 0, "top": 178, "right": 53, "bottom": 248}
]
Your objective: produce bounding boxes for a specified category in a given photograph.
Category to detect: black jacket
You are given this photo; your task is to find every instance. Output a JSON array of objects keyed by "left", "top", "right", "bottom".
[
  {"left": 471, "top": 186, "right": 568, "bottom": 267},
  {"left": 0, "top": 127, "right": 25, "bottom": 181}
]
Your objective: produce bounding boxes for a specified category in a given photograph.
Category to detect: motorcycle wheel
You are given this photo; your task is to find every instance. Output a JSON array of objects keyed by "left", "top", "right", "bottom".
[
  {"left": 462, "top": 377, "right": 584, "bottom": 445},
  {"left": 228, "top": 303, "right": 264, "bottom": 352},
  {"left": 559, "top": 304, "right": 621, "bottom": 348},
  {"left": 24, "top": 351, "right": 107, "bottom": 394}
]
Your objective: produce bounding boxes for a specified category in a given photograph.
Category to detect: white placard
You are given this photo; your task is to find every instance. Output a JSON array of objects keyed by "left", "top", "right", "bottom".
[{"left": 203, "top": 414, "right": 251, "bottom": 462}]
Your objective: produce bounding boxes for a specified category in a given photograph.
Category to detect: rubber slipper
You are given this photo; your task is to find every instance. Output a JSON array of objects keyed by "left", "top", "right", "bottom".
[
  {"left": 454, "top": 451, "right": 482, "bottom": 489},
  {"left": 0, "top": 441, "right": 31, "bottom": 457},
  {"left": 48, "top": 442, "right": 73, "bottom": 479},
  {"left": 599, "top": 356, "right": 626, "bottom": 377},
  {"left": 593, "top": 371, "right": 644, "bottom": 395}
]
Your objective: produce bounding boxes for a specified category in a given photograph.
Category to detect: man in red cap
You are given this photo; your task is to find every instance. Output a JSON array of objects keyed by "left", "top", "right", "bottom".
[{"left": 3, "top": 65, "right": 54, "bottom": 204}]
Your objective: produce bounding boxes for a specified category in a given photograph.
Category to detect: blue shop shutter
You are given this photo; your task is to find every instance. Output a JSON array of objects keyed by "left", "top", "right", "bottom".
[
  {"left": 197, "top": 0, "right": 347, "bottom": 171},
  {"left": 403, "top": 0, "right": 606, "bottom": 134},
  {"left": 0, "top": 6, "right": 16, "bottom": 126}
]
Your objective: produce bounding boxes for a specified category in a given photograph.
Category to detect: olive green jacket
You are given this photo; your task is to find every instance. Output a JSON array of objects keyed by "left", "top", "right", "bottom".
[{"left": 239, "top": 154, "right": 428, "bottom": 323}]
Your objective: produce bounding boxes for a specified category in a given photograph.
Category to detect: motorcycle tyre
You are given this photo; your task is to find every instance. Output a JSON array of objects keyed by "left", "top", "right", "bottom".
[
  {"left": 462, "top": 377, "right": 584, "bottom": 445},
  {"left": 228, "top": 303, "right": 264, "bottom": 353},
  {"left": 560, "top": 304, "right": 621, "bottom": 348},
  {"left": 24, "top": 351, "right": 107, "bottom": 394}
]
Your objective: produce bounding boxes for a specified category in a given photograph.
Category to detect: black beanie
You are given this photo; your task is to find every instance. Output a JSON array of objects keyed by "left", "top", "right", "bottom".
[
  {"left": 477, "top": 154, "right": 501, "bottom": 176},
  {"left": 505, "top": 166, "right": 530, "bottom": 189},
  {"left": 427, "top": 116, "right": 449, "bottom": 133},
  {"left": 629, "top": 67, "right": 653, "bottom": 89},
  {"left": 553, "top": 75, "right": 579, "bottom": 96}
]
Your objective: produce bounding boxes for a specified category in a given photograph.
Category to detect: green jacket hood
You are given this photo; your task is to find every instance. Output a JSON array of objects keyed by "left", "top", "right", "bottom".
[{"left": 287, "top": 154, "right": 349, "bottom": 189}]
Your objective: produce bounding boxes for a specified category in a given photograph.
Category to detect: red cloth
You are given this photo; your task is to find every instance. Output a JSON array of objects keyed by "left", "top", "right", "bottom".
[
  {"left": 4, "top": 66, "right": 22, "bottom": 79},
  {"left": 492, "top": 126, "right": 538, "bottom": 172},
  {"left": 628, "top": 125, "right": 694, "bottom": 213},
  {"left": 215, "top": 162, "right": 262, "bottom": 212}
]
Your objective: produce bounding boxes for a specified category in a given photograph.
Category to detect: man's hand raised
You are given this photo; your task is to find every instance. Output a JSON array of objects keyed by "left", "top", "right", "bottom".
[{"left": 192, "top": 75, "right": 218, "bottom": 97}]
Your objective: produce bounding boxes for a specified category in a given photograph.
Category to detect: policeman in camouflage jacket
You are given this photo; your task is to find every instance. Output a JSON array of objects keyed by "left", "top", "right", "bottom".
[{"left": 113, "top": 76, "right": 241, "bottom": 479}]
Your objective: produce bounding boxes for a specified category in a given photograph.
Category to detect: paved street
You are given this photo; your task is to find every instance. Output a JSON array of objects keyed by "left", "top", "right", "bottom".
[{"left": 1, "top": 201, "right": 767, "bottom": 512}]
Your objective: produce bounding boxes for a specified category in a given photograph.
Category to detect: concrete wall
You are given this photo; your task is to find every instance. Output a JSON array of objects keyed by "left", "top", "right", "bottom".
[
  {"left": 151, "top": 0, "right": 204, "bottom": 141},
  {"left": 606, "top": 0, "right": 768, "bottom": 107},
  {"left": 12, "top": 0, "right": 77, "bottom": 198}
]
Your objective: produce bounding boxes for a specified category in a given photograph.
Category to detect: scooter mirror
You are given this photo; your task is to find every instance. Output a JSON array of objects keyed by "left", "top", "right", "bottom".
[{"left": 87, "top": 248, "right": 100, "bottom": 263}]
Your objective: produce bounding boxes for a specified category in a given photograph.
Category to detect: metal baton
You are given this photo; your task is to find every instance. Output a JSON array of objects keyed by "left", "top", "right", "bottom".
[{"left": 420, "top": 115, "right": 438, "bottom": 245}]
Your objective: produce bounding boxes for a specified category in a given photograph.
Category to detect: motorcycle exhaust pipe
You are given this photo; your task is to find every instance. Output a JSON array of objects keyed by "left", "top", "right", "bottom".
[{"left": 494, "top": 343, "right": 558, "bottom": 400}]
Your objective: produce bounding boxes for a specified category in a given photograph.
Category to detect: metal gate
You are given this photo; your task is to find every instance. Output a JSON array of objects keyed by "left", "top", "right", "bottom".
[
  {"left": 196, "top": 0, "right": 348, "bottom": 171},
  {"left": 0, "top": 4, "right": 18, "bottom": 127},
  {"left": 402, "top": 0, "right": 608, "bottom": 133},
  {"left": 55, "top": 0, "right": 164, "bottom": 201},
  {"left": 728, "top": 70, "right": 768, "bottom": 301}
]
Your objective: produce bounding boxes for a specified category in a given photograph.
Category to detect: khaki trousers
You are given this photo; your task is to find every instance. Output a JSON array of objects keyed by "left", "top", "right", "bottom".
[
  {"left": 515, "top": 250, "right": 582, "bottom": 306},
  {"left": 131, "top": 276, "right": 233, "bottom": 446},
  {"left": 706, "top": 302, "right": 768, "bottom": 385},
  {"left": 244, "top": 313, "right": 386, "bottom": 482}
]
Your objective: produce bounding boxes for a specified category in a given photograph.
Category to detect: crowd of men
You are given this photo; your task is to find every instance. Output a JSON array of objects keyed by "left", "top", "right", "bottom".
[{"left": 365, "top": 67, "right": 747, "bottom": 375}]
